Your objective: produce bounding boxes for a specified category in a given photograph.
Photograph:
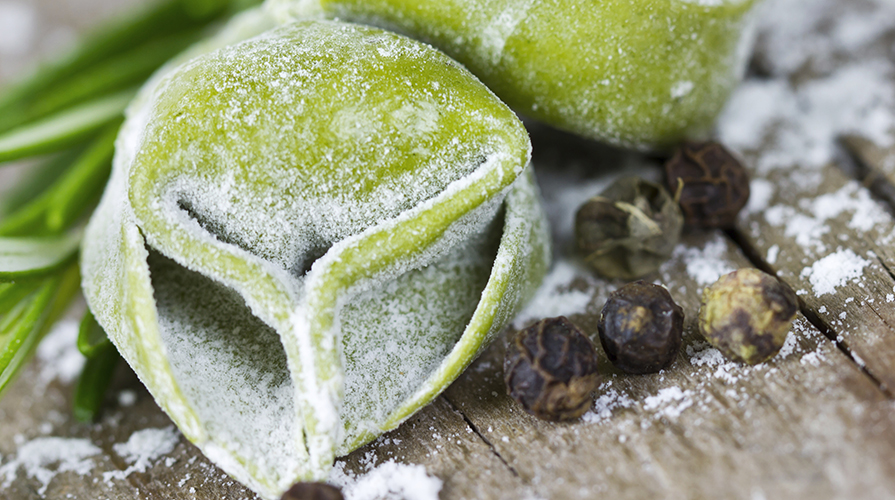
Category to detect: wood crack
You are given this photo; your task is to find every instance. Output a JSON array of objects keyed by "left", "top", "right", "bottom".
[
  {"left": 725, "top": 228, "right": 894, "bottom": 399},
  {"left": 875, "top": 254, "right": 895, "bottom": 285},
  {"left": 838, "top": 137, "right": 895, "bottom": 217},
  {"left": 439, "top": 395, "right": 520, "bottom": 478}
]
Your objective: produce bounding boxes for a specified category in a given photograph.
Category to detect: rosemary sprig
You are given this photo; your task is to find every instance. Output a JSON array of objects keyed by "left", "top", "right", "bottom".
[
  {"left": 73, "top": 311, "right": 120, "bottom": 422},
  {"left": 0, "top": 90, "right": 133, "bottom": 164},
  {"left": 0, "top": 0, "right": 262, "bottom": 414},
  {"left": 0, "top": 263, "right": 80, "bottom": 395}
]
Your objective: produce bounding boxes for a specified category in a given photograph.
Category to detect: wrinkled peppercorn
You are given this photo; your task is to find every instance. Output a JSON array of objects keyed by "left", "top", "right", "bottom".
[
  {"left": 598, "top": 281, "right": 684, "bottom": 374},
  {"left": 504, "top": 317, "right": 600, "bottom": 421},
  {"left": 664, "top": 141, "right": 750, "bottom": 228},
  {"left": 281, "top": 482, "right": 344, "bottom": 500},
  {"left": 575, "top": 177, "right": 683, "bottom": 280},
  {"left": 698, "top": 268, "right": 798, "bottom": 365}
]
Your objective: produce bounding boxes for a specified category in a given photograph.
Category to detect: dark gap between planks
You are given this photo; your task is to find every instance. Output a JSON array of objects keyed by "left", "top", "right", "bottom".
[{"left": 837, "top": 138, "right": 895, "bottom": 217}]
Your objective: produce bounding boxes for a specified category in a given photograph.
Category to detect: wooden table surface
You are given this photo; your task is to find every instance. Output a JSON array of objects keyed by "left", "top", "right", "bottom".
[{"left": 2, "top": 0, "right": 895, "bottom": 499}]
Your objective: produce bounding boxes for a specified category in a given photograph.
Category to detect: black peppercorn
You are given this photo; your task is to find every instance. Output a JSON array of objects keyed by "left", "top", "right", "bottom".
[
  {"left": 281, "top": 482, "right": 344, "bottom": 500},
  {"left": 504, "top": 317, "right": 600, "bottom": 421},
  {"left": 575, "top": 177, "right": 683, "bottom": 280},
  {"left": 664, "top": 141, "right": 750, "bottom": 228},
  {"left": 698, "top": 268, "right": 798, "bottom": 365},
  {"left": 598, "top": 281, "right": 684, "bottom": 374}
]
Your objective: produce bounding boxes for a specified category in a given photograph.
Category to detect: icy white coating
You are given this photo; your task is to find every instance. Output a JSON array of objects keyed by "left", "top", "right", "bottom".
[
  {"left": 80, "top": 16, "right": 549, "bottom": 500},
  {"left": 799, "top": 249, "right": 871, "bottom": 296},
  {"left": 103, "top": 427, "right": 181, "bottom": 482},
  {"left": 330, "top": 460, "right": 443, "bottom": 500},
  {"left": 0, "top": 437, "right": 101, "bottom": 495},
  {"left": 35, "top": 319, "right": 84, "bottom": 387},
  {"left": 272, "top": 0, "right": 763, "bottom": 148},
  {"left": 672, "top": 235, "right": 736, "bottom": 287},
  {"left": 642, "top": 387, "right": 695, "bottom": 419}
]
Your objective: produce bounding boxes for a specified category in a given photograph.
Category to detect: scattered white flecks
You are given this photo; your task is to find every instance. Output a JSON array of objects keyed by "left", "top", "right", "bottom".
[
  {"left": 766, "top": 245, "right": 780, "bottom": 265},
  {"left": 670, "top": 80, "right": 695, "bottom": 99},
  {"left": 117, "top": 390, "right": 137, "bottom": 407},
  {"left": 36, "top": 320, "right": 84, "bottom": 388},
  {"left": 800, "top": 249, "right": 871, "bottom": 296},
  {"left": 330, "top": 460, "right": 442, "bottom": 500},
  {"left": 0, "top": 437, "right": 101, "bottom": 495},
  {"left": 513, "top": 260, "right": 595, "bottom": 327},
  {"left": 0, "top": 2, "right": 36, "bottom": 55},
  {"left": 801, "top": 182, "right": 891, "bottom": 234},
  {"left": 718, "top": 55, "right": 894, "bottom": 174},
  {"left": 800, "top": 350, "right": 825, "bottom": 367},
  {"left": 642, "top": 387, "right": 694, "bottom": 419},
  {"left": 687, "top": 343, "right": 744, "bottom": 384},
  {"left": 745, "top": 178, "right": 775, "bottom": 215},
  {"left": 583, "top": 384, "right": 635, "bottom": 423},
  {"left": 756, "top": 0, "right": 895, "bottom": 76},
  {"left": 688, "top": 344, "right": 726, "bottom": 368},
  {"left": 777, "top": 332, "right": 799, "bottom": 359},
  {"left": 103, "top": 427, "right": 180, "bottom": 482},
  {"left": 763, "top": 205, "right": 830, "bottom": 252},
  {"left": 887, "top": 294, "right": 894, "bottom": 303},
  {"left": 671, "top": 236, "right": 735, "bottom": 286}
]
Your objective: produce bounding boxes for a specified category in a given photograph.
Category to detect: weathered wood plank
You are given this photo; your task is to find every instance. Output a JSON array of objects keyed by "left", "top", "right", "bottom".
[
  {"left": 714, "top": 0, "right": 895, "bottom": 391},
  {"left": 733, "top": 160, "right": 895, "bottom": 392},
  {"left": 4, "top": 0, "right": 895, "bottom": 499},
  {"left": 447, "top": 227, "right": 895, "bottom": 500},
  {"left": 435, "top": 121, "right": 895, "bottom": 499},
  {"left": 338, "top": 397, "right": 532, "bottom": 500},
  {"left": 840, "top": 135, "right": 895, "bottom": 212}
]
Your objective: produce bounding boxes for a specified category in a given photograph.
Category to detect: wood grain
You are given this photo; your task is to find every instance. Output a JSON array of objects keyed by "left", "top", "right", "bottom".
[
  {"left": 3, "top": 0, "right": 895, "bottom": 499},
  {"left": 446, "top": 228, "right": 895, "bottom": 500}
]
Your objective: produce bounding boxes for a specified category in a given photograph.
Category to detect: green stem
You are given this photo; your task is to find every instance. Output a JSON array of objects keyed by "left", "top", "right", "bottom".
[
  {"left": 1, "top": 31, "right": 204, "bottom": 135},
  {"left": 73, "top": 342, "right": 120, "bottom": 422},
  {"left": 0, "top": 149, "right": 81, "bottom": 218},
  {"left": 0, "top": 263, "right": 81, "bottom": 396},
  {"left": 0, "top": 91, "right": 132, "bottom": 165},
  {"left": 77, "top": 309, "right": 111, "bottom": 358},
  {"left": 45, "top": 124, "right": 119, "bottom": 232},
  {"left": 0, "top": 0, "right": 241, "bottom": 113}
]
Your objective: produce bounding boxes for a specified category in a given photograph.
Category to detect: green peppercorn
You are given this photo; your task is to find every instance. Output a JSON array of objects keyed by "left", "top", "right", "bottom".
[
  {"left": 575, "top": 177, "right": 683, "bottom": 280},
  {"left": 664, "top": 141, "right": 751, "bottom": 228},
  {"left": 598, "top": 281, "right": 684, "bottom": 374},
  {"left": 698, "top": 269, "right": 798, "bottom": 365},
  {"left": 504, "top": 317, "right": 600, "bottom": 421},
  {"left": 281, "top": 482, "right": 344, "bottom": 500}
]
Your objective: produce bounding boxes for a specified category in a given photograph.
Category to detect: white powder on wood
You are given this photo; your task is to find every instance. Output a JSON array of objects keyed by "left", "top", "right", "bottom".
[
  {"left": 36, "top": 319, "right": 84, "bottom": 387},
  {"left": 103, "top": 427, "right": 180, "bottom": 482},
  {"left": 0, "top": 437, "right": 101, "bottom": 495},
  {"left": 642, "top": 387, "right": 694, "bottom": 419},
  {"left": 512, "top": 260, "right": 595, "bottom": 327},
  {"left": 672, "top": 236, "right": 736, "bottom": 287},
  {"left": 799, "top": 249, "right": 871, "bottom": 296},
  {"left": 330, "top": 460, "right": 442, "bottom": 500},
  {"left": 582, "top": 383, "right": 635, "bottom": 423}
]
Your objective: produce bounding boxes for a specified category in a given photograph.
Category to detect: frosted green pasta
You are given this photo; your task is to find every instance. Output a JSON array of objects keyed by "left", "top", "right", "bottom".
[
  {"left": 269, "top": 0, "right": 761, "bottom": 149},
  {"left": 81, "top": 18, "right": 549, "bottom": 499}
]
